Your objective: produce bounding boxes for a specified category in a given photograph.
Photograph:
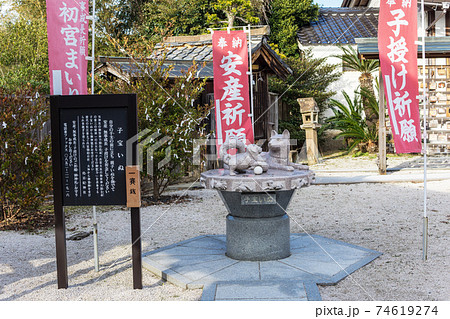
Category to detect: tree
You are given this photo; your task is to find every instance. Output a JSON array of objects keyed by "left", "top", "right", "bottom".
[
  {"left": 337, "top": 45, "right": 379, "bottom": 134},
  {"left": 139, "top": 0, "right": 260, "bottom": 38},
  {"left": 95, "top": 0, "right": 149, "bottom": 40},
  {"left": 99, "top": 39, "right": 211, "bottom": 199},
  {"left": 0, "top": 0, "right": 49, "bottom": 92},
  {"left": 207, "top": 0, "right": 259, "bottom": 28},
  {"left": 269, "top": 0, "right": 319, "bottom": 57},
  {"left": 139, "top": 0, "right": 213, "bottom": 37},
  {"left": 0, "top": 87, "right": 52, "bottom": 221},
  {"left": 269, "top": 50, "right": 340, "bottom": 146}
]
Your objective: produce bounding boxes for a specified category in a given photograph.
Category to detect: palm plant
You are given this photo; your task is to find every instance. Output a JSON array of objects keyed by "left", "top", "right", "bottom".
[
  {"left": 338, "top": 45, "right": 379, "bottom": 130},
  {"left": 325, "top": 89, "right": 378, "bottom": 153}
]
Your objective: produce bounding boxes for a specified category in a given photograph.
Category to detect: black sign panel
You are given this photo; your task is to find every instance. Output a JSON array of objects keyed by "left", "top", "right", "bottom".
[
  {"left": 51, "top": 94, "right": 137, "bottom": 207},
  {"left": 60, "top": 108, "right": 127, "bottom": 206}
]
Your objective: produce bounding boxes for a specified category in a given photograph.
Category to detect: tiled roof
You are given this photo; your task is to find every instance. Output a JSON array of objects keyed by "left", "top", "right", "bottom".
[
  {"left": 96, "top": 36, "right": 292, "bottom": 81},
  {"left": 157, "top": 43, "right": 214, "bottom": 62},
  {"left": 96, "top": 59, "right": 214, "bottom": 79},
  {"left": 156, "top": 26, "right": 271, "bottom": 62},
  {"left": 153, "top": 41, "right": 213, "bottom": 62},
  {"left": 153, "top": 37, "right": 268, "bottom": 62},
  {"left": 297, "top": 8, "right": 378, "bottom": 46}
]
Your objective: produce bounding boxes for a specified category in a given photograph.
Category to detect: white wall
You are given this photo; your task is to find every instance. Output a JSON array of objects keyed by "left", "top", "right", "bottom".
[{"left": 368, "top": 0, "right": 380, "bottom": 7}]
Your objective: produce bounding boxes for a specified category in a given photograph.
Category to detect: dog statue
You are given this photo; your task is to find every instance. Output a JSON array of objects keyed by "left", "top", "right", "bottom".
[
  {"left": 262, "top": 130, "right": 309, "bottom": 171},
  {"left": 220, "top": 139, "right": 269, "bottom": 176}
]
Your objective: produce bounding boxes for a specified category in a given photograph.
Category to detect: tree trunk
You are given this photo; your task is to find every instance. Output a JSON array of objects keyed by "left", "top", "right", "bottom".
[
  {"left": 151, "top": 159, "right": 160, "bottom": 199},
  {"left": 152, "top": 176, "right": 159, "bottom": 200},
  {"left": 360, "top": 73, "right": 378, "bottom": 153},
  {"left": 360, "top": 73, "right": 377, "bottom": 128},
  {"left": 227, "top": 12, "right": 236, "bottom": 28}
]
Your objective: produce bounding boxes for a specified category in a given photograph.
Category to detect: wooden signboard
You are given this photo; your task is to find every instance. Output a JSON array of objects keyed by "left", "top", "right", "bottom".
[
  {"left": 51, "top": 94, "right": 142, "bottom": 289},
  {"left": 126, "top": 166, "right": 141, "bottom": 208}
]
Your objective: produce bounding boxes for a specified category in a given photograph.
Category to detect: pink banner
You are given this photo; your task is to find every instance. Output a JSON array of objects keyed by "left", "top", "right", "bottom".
[
  {"left": 46, "top": 0, "right": 89, "bottom": 95},
  {"left": 212, "top": 30, "right": 254, "bottom": 154},
  {"left": 378, "top": 0, "right": 422, "bottom": 153}
]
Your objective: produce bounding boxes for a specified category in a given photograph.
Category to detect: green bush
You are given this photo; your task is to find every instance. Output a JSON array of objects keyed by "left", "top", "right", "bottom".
[
  {"left": 0, "top": 87, "right": 52, "bottom": 221},
  {"left": 324, "top": 89, "right": 378, "bottom": 153}
]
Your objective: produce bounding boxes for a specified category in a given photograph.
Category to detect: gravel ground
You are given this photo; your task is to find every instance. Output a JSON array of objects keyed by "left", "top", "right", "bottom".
[{"left": 0, "top": 155, "right": 449, "bottom": 301}]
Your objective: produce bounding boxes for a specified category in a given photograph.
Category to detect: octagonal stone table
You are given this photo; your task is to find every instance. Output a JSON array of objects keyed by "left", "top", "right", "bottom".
[{"left": 200, "top": 168, "right": 315, "bottom": 261}]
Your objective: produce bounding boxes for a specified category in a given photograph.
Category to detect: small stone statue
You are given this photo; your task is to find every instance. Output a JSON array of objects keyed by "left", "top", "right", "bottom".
[
  {"left": 262, "top": 130, "right": 309, "bottom": 171},
  {"left": 220, "top": 139, "right": 269, "bottom": 176},
  {"left": 219, "top": 130, "right": 307, "bottom": 175}
]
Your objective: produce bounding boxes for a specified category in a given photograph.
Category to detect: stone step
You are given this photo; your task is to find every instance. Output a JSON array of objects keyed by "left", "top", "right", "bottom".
[{"left": 200, "top": 280, "right": 321, "bottom": 301}]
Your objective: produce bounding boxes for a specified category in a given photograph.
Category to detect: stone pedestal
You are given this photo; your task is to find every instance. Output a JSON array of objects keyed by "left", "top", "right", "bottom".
[
  {"left": 220, "top": 190, "right": 293, "bottom": 261},
  {"left": 201, "top": 168, "right": 314, "bottom": 261},
  {"left": 226, "top": 213, "right": 290, "bottom": 261},
  {"left": 301, "top": 123, "right": 321, "bottom": 165}
]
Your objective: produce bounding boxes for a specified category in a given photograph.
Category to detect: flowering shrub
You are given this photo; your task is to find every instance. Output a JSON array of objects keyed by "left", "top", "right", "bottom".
[{"left": 0, "top": 87, "right": 52, "bottom": 221}]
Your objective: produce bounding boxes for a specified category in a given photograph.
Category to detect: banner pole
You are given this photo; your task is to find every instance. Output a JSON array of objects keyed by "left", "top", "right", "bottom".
[
  {"left": 247, "top": 25, "right": 255, "bottom": 139},
  {"left": 420, "top": 0, "right": 428, "bottom": 261},
  {"left": 93, "top": 205, "right": 99, "bottom": 271},
  {"left": 90, "top": 0, "right": 100, "bottom": 270},
  {"left": 91, "top": 0, "right": 96, "bottom": 94}
]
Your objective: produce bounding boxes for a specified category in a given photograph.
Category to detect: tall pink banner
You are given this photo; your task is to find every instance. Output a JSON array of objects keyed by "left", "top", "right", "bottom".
[
  {"left": 46, "top": 0, "right": 89, "bottom": 95},
  {"left": 212, "top": 30, "right": 254, "bottom": 154},
  {"left": 379, "top": 0, "right": 422, "bottom": 153}
]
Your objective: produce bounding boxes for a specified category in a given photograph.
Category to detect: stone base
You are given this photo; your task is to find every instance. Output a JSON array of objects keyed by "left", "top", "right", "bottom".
[
  {"left": 142, "top": 234, "right": 383, "bottom": 300},
  {"left": 226, "top": 214, "right": 290, "bottom": 261}
]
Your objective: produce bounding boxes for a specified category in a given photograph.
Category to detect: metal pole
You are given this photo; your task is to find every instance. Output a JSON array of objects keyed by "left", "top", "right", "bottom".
[
  {"left": 93, "top": 205, "right": 99, "bottom": 271},
  {"left": 246, "top": 25, "right": 255, "bottom": 139},
  {"left": 421, "top": 0, "right": 428, "bottom": 261},
  {"left": 378, "top": 70, "right": 387, "bottom": 175},
  {"left": 91, "top": 0, "right": 100, "bottom": 270},
  {"left": 91, "top": 0, "right": 96, "bottom": 94}
]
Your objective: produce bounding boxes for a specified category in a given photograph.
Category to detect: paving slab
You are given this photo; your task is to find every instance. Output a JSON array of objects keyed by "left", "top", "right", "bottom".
[
  {"left": 259, "top": 260, "right": 324, "bottom": 282},
  {"left": 201, "top": 281, "right": 310, "bottom": 301},
  {"left": 142, "top": 234, "right": 381, "bottom": 300}
]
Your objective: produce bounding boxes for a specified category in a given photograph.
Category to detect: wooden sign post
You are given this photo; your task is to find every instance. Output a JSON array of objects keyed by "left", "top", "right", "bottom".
[{"left": 50, "top": 94, "right": 142, "bottom": 289}]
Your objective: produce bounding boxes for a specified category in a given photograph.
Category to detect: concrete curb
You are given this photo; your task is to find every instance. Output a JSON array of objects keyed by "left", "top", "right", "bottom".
[{"left": 314, "top": 173, "right": 450, "bottom": 184}]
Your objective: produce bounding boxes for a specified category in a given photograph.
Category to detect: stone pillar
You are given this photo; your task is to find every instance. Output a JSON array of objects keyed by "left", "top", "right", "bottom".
[
  {"left": 298, "top": 97, "right": 321, "bottom": 165},
  {"left": 218, "top": 190, "right": 294, "bottom": 261}
]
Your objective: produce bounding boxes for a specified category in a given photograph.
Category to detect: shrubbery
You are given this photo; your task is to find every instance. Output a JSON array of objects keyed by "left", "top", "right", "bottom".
[
  {"left": 0, "top": 87, "right": 52, "bottom": 221},
  {"left": 325, "top": 88, "right": 379, "bottom": 153},
  {"left": 99, "top": 40, "right": 211, "bottom": 199}
]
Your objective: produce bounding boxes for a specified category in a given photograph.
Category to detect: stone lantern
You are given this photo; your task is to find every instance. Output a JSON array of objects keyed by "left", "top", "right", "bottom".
[{"left": 298, "top": 97, "right": 321, "bottom": 165}]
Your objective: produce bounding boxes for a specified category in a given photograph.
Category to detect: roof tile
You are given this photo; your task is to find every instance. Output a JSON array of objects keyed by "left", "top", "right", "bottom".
[{"left": 298, "top": 8, "right": 379, "bottom": 46}]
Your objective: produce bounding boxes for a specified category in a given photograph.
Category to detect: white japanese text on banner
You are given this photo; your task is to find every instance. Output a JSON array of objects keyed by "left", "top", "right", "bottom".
[
  {"left": 378, "top": 0, "right": 422, "bottom": 153},
  {"left": 46, "top": 0, "right": 89, "bottom": 95}
]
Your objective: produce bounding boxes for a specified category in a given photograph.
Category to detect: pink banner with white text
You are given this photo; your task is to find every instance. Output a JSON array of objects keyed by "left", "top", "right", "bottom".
[
  {"left": 378, "top": 0, "right": 422, "bottom": 153},
  {"left": 212, "top": 30, "right": 254, "bottom": 154},
  {"left": 46, "top": 0, "right": 89, "bottom": 95}
]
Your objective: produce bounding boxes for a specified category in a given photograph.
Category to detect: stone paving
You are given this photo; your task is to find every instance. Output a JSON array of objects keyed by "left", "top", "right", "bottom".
[{"left": 142, "top": 234, "right": 381, "bottom": 301}]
